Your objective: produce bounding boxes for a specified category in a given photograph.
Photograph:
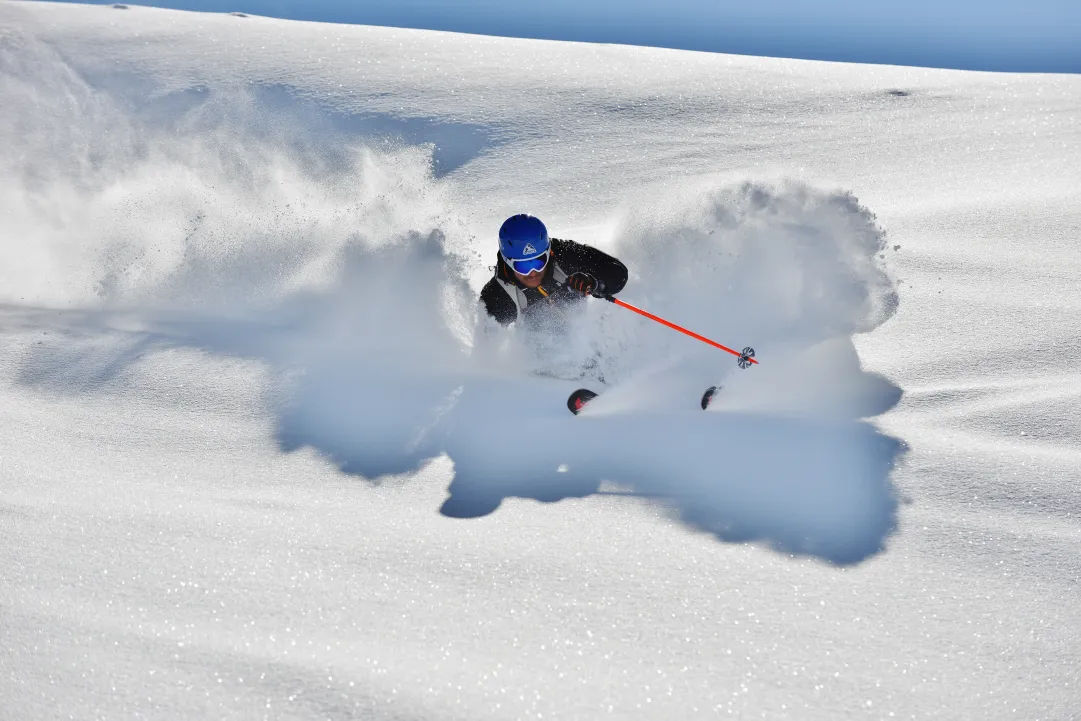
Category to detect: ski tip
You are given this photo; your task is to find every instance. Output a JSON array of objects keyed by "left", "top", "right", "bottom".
[
  {"left": 701, "top": 385, "right": 720, "bottom": 410},
  {"left": 567, "top": 388, "right": 599, "bottom": 415}
]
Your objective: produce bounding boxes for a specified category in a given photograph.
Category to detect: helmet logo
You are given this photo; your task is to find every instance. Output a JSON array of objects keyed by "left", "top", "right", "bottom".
[{"left": 523, "top": 243, "right": 537, "bottom": 255}]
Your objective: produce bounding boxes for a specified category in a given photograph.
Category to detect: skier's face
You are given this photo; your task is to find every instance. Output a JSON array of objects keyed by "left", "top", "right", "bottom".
[{"left": 515, "top": 265, "right": 546, "bottom": 288}]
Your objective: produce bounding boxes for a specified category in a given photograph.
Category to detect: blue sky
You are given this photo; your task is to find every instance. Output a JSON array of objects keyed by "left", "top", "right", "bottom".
[{"left": 39, "top": 0, "right": 1081, "bottom": 72}]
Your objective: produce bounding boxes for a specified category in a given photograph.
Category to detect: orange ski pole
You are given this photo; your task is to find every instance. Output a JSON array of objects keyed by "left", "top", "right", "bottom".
[{"left": 596, "top": 293, "right": 758, "bottom": 368}]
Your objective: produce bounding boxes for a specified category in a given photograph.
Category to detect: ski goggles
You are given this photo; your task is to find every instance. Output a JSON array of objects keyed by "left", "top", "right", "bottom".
[{"left": 504, "top": 250, "right": 550, "bottom": 276}]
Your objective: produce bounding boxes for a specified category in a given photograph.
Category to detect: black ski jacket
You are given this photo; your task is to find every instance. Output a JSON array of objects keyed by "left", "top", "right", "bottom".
[{"left": 480, "top": 237, "right": 628, "bottom": 326}]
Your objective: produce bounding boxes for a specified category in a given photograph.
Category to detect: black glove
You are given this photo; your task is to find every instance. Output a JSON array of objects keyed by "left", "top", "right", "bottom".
[{"left": 567, "top": 272, "right": 597, "bottom": 296}]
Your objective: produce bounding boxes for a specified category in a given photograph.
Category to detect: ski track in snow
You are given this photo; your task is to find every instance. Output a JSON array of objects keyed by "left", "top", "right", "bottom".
[{"left": 1, "top": 3, "right": 1080, "bottom": 720}]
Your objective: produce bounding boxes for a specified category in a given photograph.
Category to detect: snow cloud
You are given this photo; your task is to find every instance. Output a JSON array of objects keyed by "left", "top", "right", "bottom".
[{"left": 4, "top": 29, "right": 904, "bottom": 565}]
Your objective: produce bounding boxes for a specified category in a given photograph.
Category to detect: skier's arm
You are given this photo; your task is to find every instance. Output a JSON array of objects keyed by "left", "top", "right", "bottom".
[
  {"left": 551, "top": 238, "right": 628, "bottom": 295},
  {"left": 480, "top": 277, "right": 519, "bottom": 326}
]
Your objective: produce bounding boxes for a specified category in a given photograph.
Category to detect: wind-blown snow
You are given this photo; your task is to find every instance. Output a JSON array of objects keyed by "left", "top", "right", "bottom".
[{"left": 1, "top": 3, "right": 1079, "bottom": 720}]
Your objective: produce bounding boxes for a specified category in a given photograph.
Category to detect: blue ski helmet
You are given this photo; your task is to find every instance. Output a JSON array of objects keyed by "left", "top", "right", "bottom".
[{"left": 498, "top": 214, "right": 550, "bottom": 262}]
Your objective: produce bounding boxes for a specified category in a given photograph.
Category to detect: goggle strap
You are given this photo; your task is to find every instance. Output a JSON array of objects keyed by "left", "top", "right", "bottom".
[{"left": 502, "top": 250, "right": 548, "bottom": 264}]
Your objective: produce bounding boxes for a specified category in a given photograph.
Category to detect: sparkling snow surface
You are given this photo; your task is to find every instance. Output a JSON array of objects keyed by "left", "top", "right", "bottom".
[{"left": 2, "top": 3, "right": 1080, "bottom": 719}]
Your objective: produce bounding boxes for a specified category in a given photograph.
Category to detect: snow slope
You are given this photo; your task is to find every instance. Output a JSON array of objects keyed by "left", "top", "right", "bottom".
[{"left": 1, "top": 3, "right": 1079, "bottom": 719}]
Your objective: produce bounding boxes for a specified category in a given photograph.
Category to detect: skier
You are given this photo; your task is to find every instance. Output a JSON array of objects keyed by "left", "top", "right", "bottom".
[{"left": 480, "top": 214, "right": 628, "bottom": 326}]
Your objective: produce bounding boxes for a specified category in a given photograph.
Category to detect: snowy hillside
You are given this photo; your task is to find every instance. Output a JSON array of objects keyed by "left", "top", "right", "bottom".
[{"left": 1, "top": 2, "right": 1079, "bottom": 719}]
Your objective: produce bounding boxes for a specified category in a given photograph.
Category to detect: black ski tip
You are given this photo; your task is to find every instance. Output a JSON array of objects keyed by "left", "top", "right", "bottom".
[
  {"left": 701, "top": 385, "right": 721, "bottom": 410},
  {"left": 567, "top": 388, "right": 599, "bottom": 415}
]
